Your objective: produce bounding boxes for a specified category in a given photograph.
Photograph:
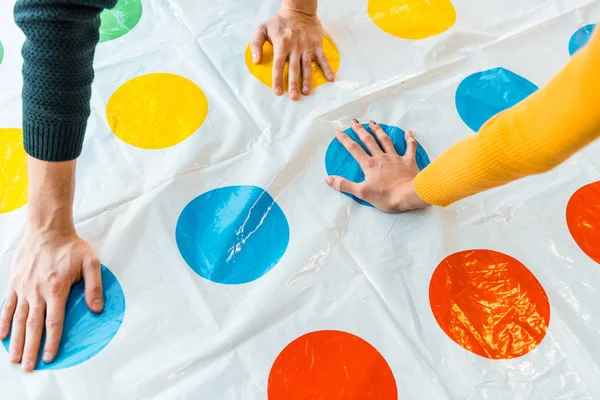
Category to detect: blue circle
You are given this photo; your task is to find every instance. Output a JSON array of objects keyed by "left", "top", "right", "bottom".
[
  {"left": 324, "top": 123, "right": 431, "bottom": 207},
  {"left": 2, "top": 265, "right": 125, "bottom": 370},
  {"left": 455, "top": 67, "right": 538, "bottom": 132},
  {"left": 569, "top": 24, "right": 596, "bottom": 56},
  {"left": 176, "top": 185, "right": 290, "bottom": 284}
]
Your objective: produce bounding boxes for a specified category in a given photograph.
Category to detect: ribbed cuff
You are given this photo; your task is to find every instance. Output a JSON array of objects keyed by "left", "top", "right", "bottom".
[
  {"left": 414, "top": 169, "right": 452, "bottom": 208},
  {"left": 23, "top": 120, "right": 87, "bottom": 162}
]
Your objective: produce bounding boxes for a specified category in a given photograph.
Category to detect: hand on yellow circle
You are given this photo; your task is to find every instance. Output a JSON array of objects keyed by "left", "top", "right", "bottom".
[{"left": 251, "top": 10, "right": 335, "bottom": 101}]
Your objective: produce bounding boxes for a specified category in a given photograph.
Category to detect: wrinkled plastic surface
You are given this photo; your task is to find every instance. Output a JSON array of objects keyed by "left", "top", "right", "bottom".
[
  {"left": 1, "top": 0, "right": 600, "bottom": 398},
  {"left": 175, "top": 185, "right": 290, "bottom": 284}
]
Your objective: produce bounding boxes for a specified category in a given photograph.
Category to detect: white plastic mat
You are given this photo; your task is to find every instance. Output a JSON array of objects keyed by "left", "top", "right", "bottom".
[{"left": 1, "top": 0, "right": 600, "bottom": 398}]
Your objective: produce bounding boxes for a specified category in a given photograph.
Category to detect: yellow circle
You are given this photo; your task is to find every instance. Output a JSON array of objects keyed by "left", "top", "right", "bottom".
[
  {"left": 245, "top": 36, "right": 341, "bottom": 92},
  {"left": 0, "top": 128, "right": 27, "bottom": 214},
  {"left": 106, "top": 73, "right": 208, "bottom": 149},
  {"left": 368, "top": 0, "right": 456, "bottom": 40}
]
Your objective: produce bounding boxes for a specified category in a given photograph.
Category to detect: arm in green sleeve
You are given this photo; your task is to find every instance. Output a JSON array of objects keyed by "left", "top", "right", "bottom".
[{"left": 14, "top": 0, "right": 117, "bottom": 161}]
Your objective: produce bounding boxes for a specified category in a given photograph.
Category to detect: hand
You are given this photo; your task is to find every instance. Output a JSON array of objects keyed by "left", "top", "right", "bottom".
[
  {"left": 325, "top": 119, "right": 430, "bottom": 213},
  {"left": 0, "top": 226, "right": 103, "bottom": 372},
  {"left": 250, "top": 9, "right": 335, "bottom": 101}
]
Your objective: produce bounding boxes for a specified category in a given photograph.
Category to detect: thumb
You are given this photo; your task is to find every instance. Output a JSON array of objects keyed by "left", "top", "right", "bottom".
[
  {"left": 404, "top": 129, "right": 417, "bottom": 160},
  {"left": 250, "top": 24, "right": 268, "bottom": 64},
  {"left": 325, "top": 176, "right": 367, "bottom": 200},
  {"left": 82, "top": 255, "right": 104, "bottom": 313}
]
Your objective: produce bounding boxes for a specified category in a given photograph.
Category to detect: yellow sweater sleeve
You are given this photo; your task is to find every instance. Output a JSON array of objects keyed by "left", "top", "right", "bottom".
[{"left": 414, "top": 26, "right": 600, "bottom": 207}]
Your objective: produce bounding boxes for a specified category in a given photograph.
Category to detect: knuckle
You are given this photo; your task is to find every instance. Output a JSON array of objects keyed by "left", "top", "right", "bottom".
[
  {"left": 254, "top": 24, "right": 265, "bottom": 36},
  {"left": 363, "top": 135, "right": 376, "bottom": 144},
  {"left": 91, "top": 256, "right": 101, "bottom": 267},
  {"left": 29, "top": 301, "right": 44, "bottom": 312},
  {"left": 45, "top": 317, "right": 62, "bottom": 329},
  {"left": 47, "top": 280, "right": 64, "bottom": 297},
  {"left": 13, "top": 313, "right": 27, "bottom": 324},
  {"left": 277, "top": 37, "right": 291, "bottom": 48},
  {"left": 46, "top": 273, "right": 66, "bottom": 294},
  {"left": 348, "top": 142, "right": 362, "bottom": 152},
  {"left": 87, "top": 283, "right": 103, "bottom": 294},
  {"left": 364, "top": 158, "right": 377, "bottom": 169},
  {"left": 273, "top": 58, "right": 286, "bottom": 69}
]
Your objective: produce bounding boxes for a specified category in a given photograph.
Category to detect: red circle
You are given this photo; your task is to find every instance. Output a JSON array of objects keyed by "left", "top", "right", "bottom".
[
  {"left": 268, "top": 330, "right": 397, "bottom": 400},
  {"left": 429, "top": 249, "right": 550, "bottom": 359},
  {"left": 566, "top": 181, "right": 600, "bottom": 264}
]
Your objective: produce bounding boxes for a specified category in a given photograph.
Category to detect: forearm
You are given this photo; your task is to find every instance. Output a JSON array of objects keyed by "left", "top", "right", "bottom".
[
  {"left": 15, "top": 0, "right": 116, "bottom": 162},
  {"left": 415, "top": 26, "right": 600, "bottom": 207},
  {"left": 281, "top": 0, "right": 318, "bottom": 16},
  {"left": 26, "top": 157, "right": 76, "bottom": 231}
]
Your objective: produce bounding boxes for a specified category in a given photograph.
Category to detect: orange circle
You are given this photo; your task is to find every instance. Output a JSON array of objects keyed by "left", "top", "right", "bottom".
[
  {"left": 566, "top": 181, "right": 600, "bottom": 264},
  {"left": 268, "top": 330, "right": 397, "bottom": 400},
  {"left": 429, "top": 250, "right": 550, "bottom": 360}
]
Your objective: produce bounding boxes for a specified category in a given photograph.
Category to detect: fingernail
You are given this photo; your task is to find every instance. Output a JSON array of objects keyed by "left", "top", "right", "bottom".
[
  {"left": 328, "top": 73, "right": 335, "bottom": 81},
  {"left": 325, "top": 177, "right": 334, "bottom": 185},
  {"left": 275, "top": 86, "right": 282, "bottom": 95},
  {"left": 369, "top": 120, "right": 376, "bottom": 126},
  {"left": 352, "top": 118, "right": 359, "bottom": 123},
  {"left": 303, "top": 85, "right": 310, "bottom": 94},
  {"left": 42, "top": 352, "right": 52, "bottom": 363},
  {"left": 22, "top": 360, "right": 32, "bottom": 371},
  {"left": 9, "top": 349, "right": 18, "bottom": 362},
  {"left": 291, "top": 90, "right": 298, "bottom": 98},
  {"left": 252, "top": 53, "right": 258, "bottom": 62},
  {"left": 93, "top": 298, "right": 104, "bottom": 311}
]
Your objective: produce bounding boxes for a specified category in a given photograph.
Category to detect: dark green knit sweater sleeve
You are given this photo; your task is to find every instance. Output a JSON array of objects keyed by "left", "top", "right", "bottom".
[{"left": 14, "top": 0, "right": 117, "bottom": 162}]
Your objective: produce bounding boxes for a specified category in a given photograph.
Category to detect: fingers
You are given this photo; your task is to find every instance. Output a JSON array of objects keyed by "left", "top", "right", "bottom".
[
  {"left": 272, "top": 44, "right": 288, "bottom": 96},
  {"left": 8, "top": 300, "right": 28, "bottom": 364},
  {"left": 82, "top": 256, "right": 104, "bottom": 314},
  {"left": 0, "top": 290, "right": 17, "bottom": 339},
  {"left": 250, "top": 24, "right": 268, "bottom": 64},
  {"left": 288, "top": 49, "right": 301, "bottom": 101},
  {"left": 325, "top": 177, "right": 368, "bottom": 200},
  {"left": 404, "top": 130, "right": 417, "bottom": 160},
  {"left": 336, "top": 129, "right": 370, "bottom": 166},
  {"left": 315, "top": 47, "right": 335, "bottom": 82},
  {"left": 42, "top": 292, "right": 67, "bottom": 364},
  {"left": 21, "top": 300, "right": 45, "bottom": 372},
  {"left": 351, "top": 119, "right": 382, "bottom": 156},
  {"left": 301, "top": 51, "right": 313, "bottom": 95},
  {"left": 368, "top": 120, "right": 397, "bottom": 154}
]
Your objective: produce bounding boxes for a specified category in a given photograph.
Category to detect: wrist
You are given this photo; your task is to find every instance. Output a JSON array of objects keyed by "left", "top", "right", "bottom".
[
  {"left": 28, "top": 205, "right": 75, "bottom": 232},
  {"left": 26, "top": 156, "right": 76, "bottom": 231},
  {"left": 392, "top": 180, "right": 430, "bottom": 212},
  {"left": 280, "top": 0, "right": 318, "bottom": 17}
]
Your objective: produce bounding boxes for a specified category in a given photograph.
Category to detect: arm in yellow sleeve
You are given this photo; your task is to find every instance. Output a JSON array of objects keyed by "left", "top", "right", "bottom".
[{"left": 414, "top": 26, "right": 600, "bottom": 207}]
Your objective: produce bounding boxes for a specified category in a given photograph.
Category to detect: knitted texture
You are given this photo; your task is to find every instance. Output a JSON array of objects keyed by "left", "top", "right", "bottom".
[
  {"left": 414, "top": 26, "right": 600, "bottom": 207},
  {"left": 14, "top": 0, "right": 117, "bottom": 161}
]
